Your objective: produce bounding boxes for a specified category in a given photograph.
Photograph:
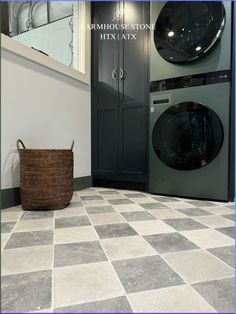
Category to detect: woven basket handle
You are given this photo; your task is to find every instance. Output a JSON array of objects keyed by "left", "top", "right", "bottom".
[
  {"left": 70, "top": 140, "right": 74, "bottom": 151},
  {"left": 17, "top": 139, "right": 26, "bottom": 150}
]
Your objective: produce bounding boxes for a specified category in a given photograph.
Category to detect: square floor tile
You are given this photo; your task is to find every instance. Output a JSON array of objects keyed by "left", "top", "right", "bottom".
[
  {"left": 140, "top": 202, "right": 168, "bottom": 210},
  {"left": 67, "top": 200, "right": 83, "bottom": 209},
  {"left": 193, "top": 215, "right": 234, "bottom": 228},
  {"left": 222, "top": 214, "right": 235, "bottom": 221},
  {"left": 113, "top": 204, "right": 144, "bottom": 212},
  {"left": 150, "top": 209, "right": 187, "bottom": 219},
  {"left": 99, "top": 190, "right": 120, "bottom": 195},
  {"left": 165, "top": 202, "right": 196, "bottom": 209},
  {"left": 55, "top": 216, "right": 90, "bottom": 229},
  {"left": 21, "top": 211, "right": 54, "bottom": 220},
  {"left": 54, "top": 296, "right": 132, "bottom": 313},
  {"left": 54, "top": 241, "right": 107, "bottom": 267},
  {"left": 132, "top": 197, "right": 156, "bottom": 204},
  {"left": 54, "top": 226, "right": 98, "bottom": 244},
  {"left": 203, "top": 206, "right": 234, "bottom": 215},
  {"left": 129, "top": 220, "right": 175, "bottom": 235},
  {"left": 163, "top": 250, "right": 234, "bottom": 284},
  {"left": 163, "top": 218, "right": 207, "bottom": 231},
  {"left": 144, "top": 232, "right": 198, "bottom": 254},
  {"left": 1, "top": 222, "right": 16, "bottom": 233},
  {"left": 54, "top": 207, "right": 86, "bottom": 218},
  {"left": 176, "top": 207, "right": 210, "bottom": 217},
  {"left": 208, "top": 246, "right": 234, "bottom": 268},
  {"left": 5, "top": 230, "right": 53, "bottom": 249},
  {"left": 14, "top": 218, "right": 53, "bottom": 232},
  {"left": 185, "top": 200, "right": 217, "bottom": 207},
  {"left": 193, "top": 278, "right": 234, "bottom": 313},
  {"left": 112, "top": 255, "right": 184, "bottom": 294},
  {"left": 54, "top": 262, "right": 124, "bottom": 307},
  {"left": 85, "top": 205, "right": 115, "bottom": 214},
  {"left": 152, "top": 196, "right": 179, "bottom": 202},
  {"left": 82, "top": 200, "right": 109, "bottom": 207},
  {"left": 80, "top": 195, "right": 103, "bottom": 201},
  {"left": 121, "top": 211, "right": 156, "bottom": 222},
  {"left": 108, "top": 199, "right": 134, "bottom": 205},
  {"left": 89, "top": 212, "right": 125, "bottom": 225},
  {"left": 2, "top": 205, "right": 22, "bottom": 212},
  {"left": 2, "top": 245, "right": 53, "bottom": 275},
  {"left": 2, "top": 270, "right": 52, "bottom": 312},
  {"left": 216, "top": 226, "right": 234, "bottom": 239},
  {"left": 128, "top": 285, "right": 215, "bottom": 313},
  {"left": 181, "top": 229, "right": 234, "bottom": 248},
  {"left": 1, "top": 211, "right": 22, "bottom": 222},
  {"left": 95, "top": 223, "right": 137, "bottom": 239},
  {"left": 102, "top": 236, "right": 156, "bottom": 260},
  {"left": 123, "top": 193, "right": 145, "bottom": 198},
  {"left": 1, "top": 233, "right": 10, "bottom": 250}
]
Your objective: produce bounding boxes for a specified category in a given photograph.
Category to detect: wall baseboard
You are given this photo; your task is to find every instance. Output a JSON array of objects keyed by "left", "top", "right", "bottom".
[{"left": 1, "top": 176, "right": 92, "bottom": 209}]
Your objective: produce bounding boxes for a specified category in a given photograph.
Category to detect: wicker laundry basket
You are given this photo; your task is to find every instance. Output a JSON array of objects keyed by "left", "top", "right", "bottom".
[{"left": 17, "top": 139, "right": 74, "bottom": 210}]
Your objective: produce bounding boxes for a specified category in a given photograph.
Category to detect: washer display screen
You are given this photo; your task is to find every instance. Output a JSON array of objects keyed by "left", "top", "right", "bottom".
[
  {"left": 154, "top": 1, "right": 225, "bottom": 63},
  {"left": 152, "top": 102, "right": 224, "bottom": 170}
]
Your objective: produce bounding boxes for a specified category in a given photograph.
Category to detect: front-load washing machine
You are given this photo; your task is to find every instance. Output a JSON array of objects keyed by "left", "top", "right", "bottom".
[
  {"left": 149, "top": 72, "right": 232, "bottom": 201},
  {"left": 150, "top": 1, "right": 232, "bottom": 82}
]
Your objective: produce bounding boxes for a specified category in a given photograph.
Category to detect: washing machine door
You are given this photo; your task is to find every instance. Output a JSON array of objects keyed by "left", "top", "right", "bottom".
[
  {"left": 154, "top": 1, "right": 226, "bottom": 63},
  {"left": 152, "top": 102, "right": 224, "bottom": 170}
]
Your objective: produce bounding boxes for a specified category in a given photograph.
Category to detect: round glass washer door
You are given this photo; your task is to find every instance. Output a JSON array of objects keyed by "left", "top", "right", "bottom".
[
  {"left": 154, "top": 1, "right": 226, "bottom": 63},
  {"left": 152, "top": 102, "right": 224, "bottom": 170}
]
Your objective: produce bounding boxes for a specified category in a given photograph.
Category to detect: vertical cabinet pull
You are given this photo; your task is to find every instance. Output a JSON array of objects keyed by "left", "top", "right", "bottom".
[
  {"left": 119, "top": 68, "right": 126, "bottom": 80},
  {"left": 112, "top": 68, "right": 119, "bottom": 81}
]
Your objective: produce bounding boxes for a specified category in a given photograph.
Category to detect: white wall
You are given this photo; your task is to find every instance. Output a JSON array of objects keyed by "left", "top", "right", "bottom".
[{"left": 1, "top": 49, "right": 91, "bottom": 190}]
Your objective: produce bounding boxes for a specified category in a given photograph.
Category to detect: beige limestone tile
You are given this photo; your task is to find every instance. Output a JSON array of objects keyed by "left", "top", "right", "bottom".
[
  {"left": 203, "top": 206, "right": 234, "bottom": 215},
  {"left": 150, "top": 209, "right": 187, "bottom": 219},
  {"left": 113, "top": 204, "right": 144, "bottom": 212},
  {"left": 163, "top": 249, "right": 234, "bottom": 284},
  {"left": 54, "top": 226, "right": 98, "bottom": 244},
  {"left": 165, "top": 202, "right": 197, "bottom": 209},
  {"left": 1, "top": 233, "right": 10, "bottom": 250},
  {"left": 128, "top": 285, "right": 215, "bottom": 312},
  {"left": 1, "top": 212, "right": 22, "bottom": 222},
  {"left": 54, "top": 207, "right": 86, "bottom": 218},
  {"left": 89, "top": 213, "right": 125, "bottom": 225},
  {"left": 54, "top": 262, "right": 124, "bottom": 307},
  {"left": 14, "top": 219, "right": 53, "bottom": 232},
  {"left": 181, "top": 229, "right": 234, "bottom": 249},
  {"left": 129, "top": 220, "right": 175, "bottom": 236},
  {"left": 2, "top": 245, "right": 53, "bottom": 275},
  {"left": 101, "top": 236, "right": 157, "bottom": 260},
  {"left": 193, "top": 215, "right": 234, "bottom": 228}
]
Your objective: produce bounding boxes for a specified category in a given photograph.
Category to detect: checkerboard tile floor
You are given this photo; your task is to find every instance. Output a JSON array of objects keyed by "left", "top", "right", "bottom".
[{"left": 1, "top": 187, "right": 235, "bottom": 313}]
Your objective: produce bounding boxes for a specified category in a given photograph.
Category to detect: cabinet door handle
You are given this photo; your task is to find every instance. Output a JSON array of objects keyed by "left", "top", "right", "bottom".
[
  {"left": 119, "top": 68, "right": 126, "bottom": 80},
  {"left": 112, "top": 68, "right": 118, "bottom": 81}
]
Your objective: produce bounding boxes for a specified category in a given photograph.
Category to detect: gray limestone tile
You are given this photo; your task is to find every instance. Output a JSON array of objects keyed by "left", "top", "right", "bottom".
[
  {"left": 54, "top": 241, "right": 107, "bottom": 267},
  {"left": 95, "top": 223, "right": 137, "bottom": 239},
  {"left": 67, "top": 200, "right": 83, "bottom": 208},
  {"left": 54, "top": 296, "right": 132, "bottom": 313},
  {"left": 21, "top": 211, "right": 54, "bottom": 220},
  {"left": 121, "top": 211, "right": 157, "bottom": 222},
  {"left": 185, "top": 200, "right": 217, "bottom": 207},
  {"left": 144, "top": 232, "right": 199, "bottom": 254},
  {"left": 5, "top": 230, "right": 53, "bottom": 249},
  {"left": 109, "top": 199, "right": 134, "bottom": 205},
  {"left": 215, "top": 227, "right": 235, "bottom": 239},
  {"left": 112, "top": 255, "right": 184, "bottom": 294},
  {"left": 55, "top": 215, "right": 90, "bottom": 229},
  {"left": 163, "top": 218, "right": 207, "bottom": 231},
  {"left": 140, "top": 202, "right": 168, "bottom": 210},
  {"left": 176, "top": 207, "right": 211, "bottom": 217},
  {"left": 222, "top": 214, "right": 235, "bottom": 221},
  {"left": 192, "top": 277, "right": 234, "bottom": 313},
  {"left": 208, "top": 246, "right": 234, "bottom": 268},
  {"left": 2, "top": 270, "right": 52, "bottom": 312},
  {"left": 1, "top": 222, "right": 16, "bottom": 233},
  {"left": 86, "top": 205, "right": 115, "bottom": 215},
  {"left": 99, "top": 190, "right": 120, "bottom": 195},
  {"left": 80, "top": 195, "right": 103, "bottom": 201},
  {"left": 123, "top": 193, "right": 145, "bottom": 198},
  {"left": 152, "top": 196, "right": 179, "bottom": 202}
]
